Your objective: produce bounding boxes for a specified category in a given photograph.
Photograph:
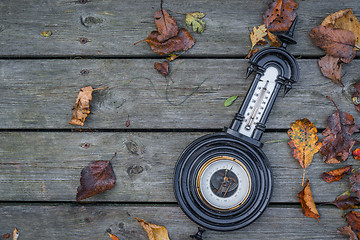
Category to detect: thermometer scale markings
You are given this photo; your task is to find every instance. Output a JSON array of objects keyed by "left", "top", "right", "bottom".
[{"left": 245, "top": 80, "right": 269, "bottom": 130}]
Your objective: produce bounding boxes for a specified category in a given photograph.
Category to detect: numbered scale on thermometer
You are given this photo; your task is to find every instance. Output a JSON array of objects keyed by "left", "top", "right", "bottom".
[{"left": 174, "top": 18, "right": 299, "bottom": 231}]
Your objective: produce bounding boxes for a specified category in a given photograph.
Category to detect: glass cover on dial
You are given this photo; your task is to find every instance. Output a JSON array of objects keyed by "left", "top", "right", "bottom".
[{"left": 197, "top": 157, "right": 251, "bottom": 210}]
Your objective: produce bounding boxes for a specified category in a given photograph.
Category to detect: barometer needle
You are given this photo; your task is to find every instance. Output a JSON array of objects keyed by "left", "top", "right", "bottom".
[{"left": 223, "top": 182, "right": 232, "bottom": 197}]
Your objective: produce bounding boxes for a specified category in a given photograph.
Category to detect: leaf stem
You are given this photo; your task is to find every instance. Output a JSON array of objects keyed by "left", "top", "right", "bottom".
[
  {"left": 302, "top": 169, "right": 305, "bottom": 186},
  {"left": 264, "top": 138, "right": 288, "bottom": 144},
  {"left": 110, "top": 152, "right": 117, "bottom": 162},
  {"left": 93, "top": 86, "right": 109, "bottom": 91},
  {"left": 134, "top": 39, "right": 146, "bottom": 45}
]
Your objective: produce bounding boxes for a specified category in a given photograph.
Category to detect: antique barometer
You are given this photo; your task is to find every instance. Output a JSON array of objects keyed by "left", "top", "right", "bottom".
[{"left": 174, "top": 19, "right": 299, "bottom": 231}]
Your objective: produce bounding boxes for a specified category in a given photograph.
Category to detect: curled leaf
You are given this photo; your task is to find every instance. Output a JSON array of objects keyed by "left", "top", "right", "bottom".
[
  {"left": 135, "top": 218, "right": 170, "bottom": 240},
  {"left": 250, "top": 25, "right": 268, "bottom": 49},
  {"left": 350, "top": 172, "right": 360, "bottom": 197},
  {"left": 333, "top": 191, "right": 360, "bottom": 210},
  {"left": 346, "top": 211, "right": 360, "bottom": 232},
  {"left": 224, "top": 96, "right": 238, "bottom": 107},
  {"left": 69, "top": 86, "right": 94, "bottom": 126},
  {"left": 310, "top": 25, "right": 356, "bottom": 64},
  {"left": 76, "top": 154, "right": 116, "bottom": 201},
  {"left": 338, "top": 225, "right": 358, "bottom": 240},
  {"left": 154, "top": 61, "right": 169, "bottom": 77},
  {"left": 320, "top": 98, "right": 359, "bottom": 164},
  {"left": 263, "top": 0, "right": 298, "bottom": 32},
  {"left": 322, "top": 166, "right": 352, "bottom": 183},
  {"left": 297, "top": 179, "right": 320, "bottom": 222},
  {"left": 318, "top": 54, "right": 343, "bottom": 86},
  {"left": 267, "top": 31, "right": 281, "bottom": 47},
  {"left": 287, "top": 118, "right": 322, "bottom": 185},
  {"left": 185, "top": 12, "right": 206, "bottom": 33},
  {"left": 153, "top": 9, "right": 179, "bottom": 43}
]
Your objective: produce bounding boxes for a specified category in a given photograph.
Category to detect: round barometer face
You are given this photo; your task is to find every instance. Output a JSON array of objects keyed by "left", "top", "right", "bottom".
[{"left": 197, "top": 157, "right": 251, "bottom": 210}]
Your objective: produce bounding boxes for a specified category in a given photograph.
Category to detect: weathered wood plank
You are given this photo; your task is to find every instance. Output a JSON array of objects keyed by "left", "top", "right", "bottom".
[
  {"left": 0, "top": 204, "right": 347, "bottom": 239},
  {"left": 0, "top": 0, "right": 359, "bottom": 57},
  {"left": 0, "top": 132, "right": 357, "bottom": 203},
  {"left": 0, "top": 59, "right": 359, "bottom": 129}
]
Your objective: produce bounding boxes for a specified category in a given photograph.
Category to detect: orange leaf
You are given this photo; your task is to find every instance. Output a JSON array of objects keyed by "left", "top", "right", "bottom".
[
  {"left": 267, "top": 31, "right": 281, "bottom": 47},
  {"left": 297, "top": 179, "right": 320, "bottom": 222},
  {"left": 322, "top": 166, "right": 352, "bottom": 183},
  {"left": 108, "top": 233, "right": 119, "bottom": 240},
  {"left": 263, "top": 0, "right": 298, "bottom": 32},
  {"left": 69, "top": 86, "right": 94, "bottom": 126},
  {"left": 354, "top": 149, "right": 360, "bottom": 160},
  {"left": 135, "top": 218, "right": 170, "bottom": 240},
  {"left": 287, "top": 118, "right": 322, "bottom": 185}
]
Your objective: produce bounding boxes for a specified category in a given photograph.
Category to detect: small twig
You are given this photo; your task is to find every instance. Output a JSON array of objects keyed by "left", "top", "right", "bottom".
[
  {"left": 264, "top": 138, "right": 288, "bottom": 144},
  {"left": 93, "top": 86, "right": 109, "bottom": 91},
  {"left": 109, "top": 152, "right": 117, "bottom": 162},
  {"left": 134, "top": 39, "right": 146, "bottom": 45},
  {"left": 302, "top": 169, "right": 305, "bottom": 186}
]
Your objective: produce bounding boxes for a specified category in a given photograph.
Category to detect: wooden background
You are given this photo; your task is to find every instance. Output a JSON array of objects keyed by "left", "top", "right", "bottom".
[{"left": 0, "top": 0, "right": 359, "bottom": 239}]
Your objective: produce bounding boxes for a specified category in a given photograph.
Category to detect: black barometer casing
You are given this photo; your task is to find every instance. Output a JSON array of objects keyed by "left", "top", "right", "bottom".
[{"left": 174, "top": 19, "right": 299, "bottom": 231}]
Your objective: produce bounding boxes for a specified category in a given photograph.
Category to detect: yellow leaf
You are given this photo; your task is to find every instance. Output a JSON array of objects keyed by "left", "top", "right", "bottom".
[
  {"left": 287, "top": 118, "right": 322, "bottom": 185},
  {"left": 185, "top": 12, "right": 206, "bottom": 33},
  {"left": 250, "top": 25, "right": 268, "bottom": 49},
  {"left": 297, "top": 179, "right": 320, "bottom": 222},
  {"left": 136, "top": 218, "right": 170, "bottom": 240},
  {"left": 321, "top": 9, "right": 360, "bottom": 48},
  {"left": 267, "top": 31, "right": 281, "bottom": 47},
  {"left": 41, "top": 30, "right": 52, "bottom": 37}
]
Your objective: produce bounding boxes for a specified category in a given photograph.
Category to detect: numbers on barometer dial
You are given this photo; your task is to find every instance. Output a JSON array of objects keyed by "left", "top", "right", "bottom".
[
  {"left": 239, "top": 66, "right": 279, "bottom": 137},
  {"left": 197, "top": 156, "right": 251, "bottom": 210}
]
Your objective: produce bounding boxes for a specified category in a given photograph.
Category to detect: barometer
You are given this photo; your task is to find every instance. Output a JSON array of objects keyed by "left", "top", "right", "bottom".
[{"left": 174, "top": 19, "right": 299, "bottom": 231}]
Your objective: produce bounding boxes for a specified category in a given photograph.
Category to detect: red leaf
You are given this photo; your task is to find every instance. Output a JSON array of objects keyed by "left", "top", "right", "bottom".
[
  {"left": 332, "top": 191, "right": 360, "bottom": 210},
  {"left": 76, "top": 154, "right": 116, "bottom": 201},
  {"left": 320, "top": 98, "right": 359, "bottom": 164},
  {"left": 309, "top": 25, "right": 356, "bottom": 64},
  {"left": 318, "top": 54, "right": 343, "bottom": 86},
  {"left": 346, "top": 211, "right": 360, "bottom": 232},
  {"left": 263, "top": 0, "right": 298, "bottom": 32},
  {"left": 322, "top": 166, "right": 352, "bottom": 183}
]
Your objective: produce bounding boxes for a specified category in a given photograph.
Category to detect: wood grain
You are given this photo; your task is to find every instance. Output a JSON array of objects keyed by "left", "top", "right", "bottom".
[
  {"left": 0, "top": 132, "right": 357, "bottom": 203},
  {"left": 0, "top": 0, "right": 358, "bottom": 57},
  {"left": 0, "top": 59, "right": 359, "bottom": 129},
  {"left": 0, "top": 204, "right": 347, "bottom": 240}
]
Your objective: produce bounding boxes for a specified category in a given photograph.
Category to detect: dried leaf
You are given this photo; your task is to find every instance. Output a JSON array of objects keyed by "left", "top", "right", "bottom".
[
  {"left": 321, "top": 9, "right": 360, "bottom": 48},
  {"left": 108, "top": 233, "right": 120, "bottom": 240},
  {"left": 246, "top": 48, "right": 259, "bottom": 59},
  {"left": 353, "top": 149, "right": 360, "bottom": 160},
  {"left": 224, "top": 96, "right": 238, "bottom": 107},
  {"left": 346, "top": 211, "right": 360, "bottom": 232},
  {"left": 185, "top": 12, "right": 206, "bottom": 33},
  {"left": 350, "top": 172, "right": 360, "bottom": 197},
  {"left": 136, "top": 218, "right": 170, "bottom": 240},
  {"left": 352, "top": 82, "right": 360, "bottom": 113},
  {"left": 69, "top": 86, "right": 94, "bottom": 126},
  {"left": 41, "top": 30, "right": 52, "bottom": 37},
  {"left": 263, "top": 0, "right": 298, "bottom": 32},
  {"left": 297, "top": 179, "right": 320, "bottom": 222},
  {"left": 333, "top": 191, "right": 360, "bottom": 210},
  {"left": 153, "top": 9, "right": 179, "bottom": 43},
  {"left": 310, "top": 25, "right": 356, "bottom": 63},
  {"left": 145, "top": 28, "right": 195, "bottom": 55},
  {"left": 250, "top": 25, "right": 268, "bottom": 49},
  {"left": 338, "top": 225, "right": 359, "bottom": 240},
  {"left": 267, "top": 31, "right": 281, "bottom": 47},
  {"left": 154, "top": 61, "right": 169, "bottom": 77},
  {"left": 76, "top": 154, "right": 116, "bottom": 201},
  {"left": 287, "top": 118, "right": 322, "bottom": 185},
  {"left": 320, "top": 98, "right": 359, "bottom": 164},
  {"left": 318, "top": 54, "right": 343, "bottom": 86},
  {"left": 322, "top": 166, "right": 352, "bottom": 183},
  {"left": 12, "top": 228, "right": 18, "bottom": 240},
  {"left": 2, "top": 233, "right": 10, "bottom": 239}
]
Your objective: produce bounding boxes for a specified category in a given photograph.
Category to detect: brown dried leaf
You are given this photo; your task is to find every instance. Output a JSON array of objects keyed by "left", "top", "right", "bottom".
[
  {"left": 108, "top": 233, "right": 120, "bottom": 240},
  {"left": 153, "top": 9, "right": 179, "bottom": 43},
  {"left": 346, "top": 211, "right": 360, "bottom": 232},
  {"left": 320, "top": 98, "right": 359, "bottom": 164},
  {"left": 322, "top": 166, "right": 352, "bottom": 183},
  {"left": 352, "top": 82, "right": 360, "bottom": 113},
  {"left": 154, "top": 61, "right": 169, "bottom": 77},
  {"left": 145, "top": 28, "right": 195, "bottom": 55},
  {"left": 287, "top": 118, "right": 322, "bottom": 185},
  {"left": 135, "top": 218, "right": 170, "bottom": 240},
  {"left": 76, "top": 154, "right": 116, "bottom": 201},
  {"left": 69, "top": 86, "right": 94, "bottom": 126},
  {"left": 250, "top": 25, "right": 268, "bottom": 49},
  {"left": 318, "top": 54, "right": 343, "bottom": 86},
  {"left": 246, "top": 48, "right": 258, "bottom": 59},
  {"left": 321, "top": 9, "right": 360, "bottom": 48},
  {"left": 350, "top": 172, "right": 360, "bottom": 197},
  {"left": 310, "top": 25, "right": 356, "bottom": 63},
  {"left": 333, "top": 191, "right": 360, "bottom": 210},
  {"left": 267, "top": 31, "right": 281, "bottom": 47},
  {"left": 263, "top": 0, "right": 298, "bottom": 32},
  {"left": 338, "top": 225, "right": 359, "bottom": 240},
  {"left": 297, "top": 179, "right": 320, "bottom": 221},
  {"left": 2, "top": 233, "right": 10, "bottom": 239}
]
